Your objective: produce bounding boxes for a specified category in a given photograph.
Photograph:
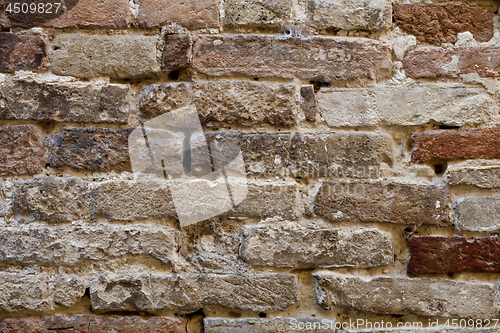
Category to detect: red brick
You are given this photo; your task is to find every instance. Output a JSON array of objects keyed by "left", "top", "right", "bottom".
[
  {"left": 300, "top": 86, "right": 317, "bottom": 122},
  {"left": 192, "top": 35, "right": 392, "bottom": 81},
  {"left": 404, "top": 46, "right": 500, "bottom": 79},
  {"left": 4, "top": 0, "right": 129, "bottom": 29},
  {"left": 0, "top": 315, "right": 187, "bottom": 332},
  {"left": 0, "top": 33, "right": 47, "bottom": 73},
  {"left": 409, "top": 236, "right": 500, "bottom": 275},
  {"left": 0, "top": 125, "right": 44, "bottom": 176},
  {"left": 49, "top": 128, "right": 133, "bottom": 171},
  {"left": 394, "top": 4, "right": 494, "bottom": 44},
  {"left": 137, "top": 0, "right": 220, "bottom": 29},
  {"left": 411, "top": 127, "right": 500, "bottom": 163},
  {"left": 162, "top": 34, "right": 191, "bottom": 71}
]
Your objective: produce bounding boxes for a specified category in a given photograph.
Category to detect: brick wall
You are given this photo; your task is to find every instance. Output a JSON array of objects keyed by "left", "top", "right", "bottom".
[{"left": 0, "top": 0, "right": 499, "bottom": 332}]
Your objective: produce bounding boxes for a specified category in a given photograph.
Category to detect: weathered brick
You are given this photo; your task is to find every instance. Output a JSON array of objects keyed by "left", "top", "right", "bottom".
[
  {"left": 394, "top": 4, "right": 494, "bottom": 44},
  {"left": 0, "top": 33, "right": 46, "bottom": 72},
  {"left": 163, "top": 34, "right": 191, "bottom": 71},
  {"left": 0, "top": 272, "right": 85, "bottom": 312},
  {"left": 13, "top": 177, "right": 90, "bottom": 224},
  {"left": 138, "top": 81, "right": 298, "bottom": 128},
  {"left": 455, "top": 196, "right": 500, "bottom": 232},
  {"left": 224, "top": 0, "right": 292, "bottom": 29},
  {"left": 317, "top": 85, "right": 497, "bottom": 127},
  {"left": 290, "top": 132, "right": 393, "bottom": 178},
  {"left": 0, "top": 78, "right": 130, "bottom": 123},
  {"left": 411, "top": 128, "right": 500, "bottom": 163},
  {"left": 404, "top": 46, "right": 500, "bottom": 79},
  {"left": 49, "top": 128, "right": 132, "bottom": 171},
  {"left": 0, "top": 125, "right": 44, "bottom": 176},
  {"left": 0, "top": 315, "right": 187, "bottom": 333},
  {"left": 315, "top": 180, "right": 451, "bottom": 226},
  {"left": 50, "top": 34, "right": 161, "bottom": 79},
  {"left": 54, "top": 275, "right": 86, "bottom": 307},
  {"left": 300, "top": 85, "right": 317, "bottom": 122},
  {"left": 307, "top": 0, "right": 391, "bottom": 31},
  {"left": 0, "top": 225, "right": 178, "bottom": 266},
  {"left": 90, "top": 273, "right": 299, "bottom": 313},
  {"left": 446, "top": 163, "right": 500, "bottom": 188},
  {"left": 192, "top": 35, "right": 392, "bottom": 81},
  {"left": 137, "top": 0, "right": 219, "bottom": 29},
  {"left": 408, "top": 236, "right": 500, "bottom": 275},
  {"left": 241, "top": 226, "right": 393, "bottom": 268},
  {"left": 204, "top": 318, "right": 333, "bottom": 333},
  {"left": 313, "top": 273, "right": 497, "bottom": 318},
  {"left": 92, "top": 179, "right": 176, "bottom": 221},
  {"left": 6, "top": 0, "right": 129, "bottom": 29},
  {"left": 0, "top": 181, "right": 12, "bottom": 218}
]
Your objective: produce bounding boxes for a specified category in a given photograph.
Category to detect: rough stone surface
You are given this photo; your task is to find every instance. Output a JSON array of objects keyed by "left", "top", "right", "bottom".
[
  {"left": 224, "top": 0, "right": 293, "bottom": 29},
  {"left": 137, "top": 0, "right": 220, "bottom": 29},
  {"left": 394, "top": 4, "right": 494, "bottom": 44},
  {"left": 162, "top": 34, "right": 191, "bottom": 71},
  {"left": 0, "top": 181, "right": 12, "bottom": 218},
  {"left": 0, "top": 272, "right": 85, "bottom": 312},
  {"left": 0, "top": 33, "right": 47, "bottom": 72},
  {"left": 404, "top": 46, "right": 500, "bottom": 79},
  {"left": 307, "top": 0, "right": 391, "bottom": 31},
  {"left": 13, "top": 177, "right": 90, "bottom": 224},
  {"left": 411, "top": 128, "right": 500, "bottom": 163},
  {"left": 49, "top": 128, "right": 133, "bottom": 171},
  {"left": 315, "top": 180, "right": 451, "bottom": 226},
  {"left": 50, "top": 34, "right": 161, "bottom": 79},
  {"left": 192, "top": 35, "right": 392, "bottom": 81},
  {"left": 6, "top": 0, "right": 129, "bottom": 29},
  {"left": 0, "top": 315, "right": 187, "bottom": 332},
  {"left": 317, "top": 85, "right": 498, "bottom": 127},
  {"left": 408, "top": 236, "right": 500, "bottom": 275},
  {"left": 90, "top": 273, "right": 299, "bottom": 313},
  {"left": 300, "top": 85, "right": 317, "bottom": 122},
  {"left": 139, "top": 81, "right": 298, "bottom": 128},
  {"left": 0, "top": 225, "right": 178, "bottom": 266},
  {"left": 446, "top": 163, "right": 500, "bottom": 188},
  {"left": 455, "top": 196, "right": 500, "bottom": 232},
  {"left": 0, "top": 125, "right": 45, "bottom": 177},
  {"left": 0, "top": 78, "right": 130, "bottom": 123},
  {"left": 204, "top": 318, "right": 333, "bottom": 332},
  {"left": 241, "top": 226, "right": 393, "bottom": 268},
  {"left": 290, "top": 132, "right": 393, "bottom": 178},
  {"left": 313, "top": 273, "right": 497, "bottom": 318},
  {"left": 54, "top": 275, "right": 86, "bottom": 308},
  {"left": 91, "top": 179, "right": 176, "bottom": 221}
]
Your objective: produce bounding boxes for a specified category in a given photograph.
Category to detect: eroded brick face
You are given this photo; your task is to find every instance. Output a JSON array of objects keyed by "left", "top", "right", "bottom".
[
  {"left": 0, "top": 125, "right": 44, "bottom": 176},
  {"left": 394, "top": 4, "right": 494, "bottom": 44},
  {"left": 0, "top": 33, "right": 47, "bottom": 72}
]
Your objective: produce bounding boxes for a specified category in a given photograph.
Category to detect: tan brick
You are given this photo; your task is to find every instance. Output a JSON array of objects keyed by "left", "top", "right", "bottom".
[
  {"left": 0, "top": 78, "right": 130, "bottom": 123},
  {"left": 411, "top": 128, "right": 500, "bottom": 163},
  {"left": 313, "top": 273, "right": 497, "bottom": 318},
  {"left": 192, "top": 35, "right": 392, "bottom": 81},
  {"left": 204, "top": 318, "right": 333, "bottom": 332},
  {"left": 0, "top": 225, "right": 178, "bottom": 266},
  {"left": 224, "top": 0, "right": 293, "bottom": 29},
  {"left": 314, "top": 180, "right": 451, "bottom": 226},
  {"left": 90, "top": 273, "right": 299, "bottom": 313},
  {"left": 14, "top": 177, "right": 90, "bottom": 224},
  {"left": 300, "top": 85, "right": 317, "bottom": 122},
  {"left": 394, "top": 4, "right": 494, "bottom": 44},
  {"left": 241, "top": 226, "right": 393, "bottom": 268},
  {"left": 137, "top": 0, "right": 219, "bottom": 29},
  {"left": 49, "top": 128, "right": 132, "bottom": 171},
  {"left": 50, "top": 34, "right": 161, "bottom": 79},
  {"left": 446, "top": 163, "right": 500, "bottom": 189},
  {"left": 0, "top": 33, "right": 46, "bottom": 73},
  {"left": 0, "top": 315, "right": 187, "bottom": 333},
  {"left": 0, "top": 125, "right": 44, "bottom": 177},
  {"left": 307, "top": 0, "right": 391, "bottom": 31},
  {"left": 455, "top": 196, "right": 500, "bottom": 232},
  {"left": 404, "top": 46, "right": 500, "bottom": 79}
]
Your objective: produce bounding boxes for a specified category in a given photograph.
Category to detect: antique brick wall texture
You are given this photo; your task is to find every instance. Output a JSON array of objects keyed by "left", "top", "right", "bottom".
[{"left": 0, "top": 0, "right": 500, "bottom": 332}]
